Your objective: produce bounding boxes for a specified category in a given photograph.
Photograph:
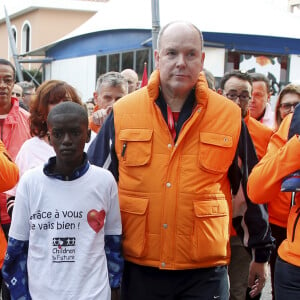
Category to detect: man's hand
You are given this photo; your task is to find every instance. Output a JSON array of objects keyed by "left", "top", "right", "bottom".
[
  {"left": 92, "top": 106, "right": 113, "bottom": 126},
  {"left": 247, "top": 261, "right": 268, "bottom": 298}
]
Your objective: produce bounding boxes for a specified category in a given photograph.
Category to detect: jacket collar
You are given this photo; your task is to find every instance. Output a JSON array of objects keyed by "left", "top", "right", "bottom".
[
  {"left": 43, "top": 153, "right": 90, "bottom": 181},
  {"left": 147, "top": 70, "right": 209, "bottom": 108}
]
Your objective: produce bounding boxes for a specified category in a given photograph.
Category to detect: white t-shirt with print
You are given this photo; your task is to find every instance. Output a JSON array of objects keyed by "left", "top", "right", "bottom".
[{"left": 10, "top": 164, "right": 122, "bottom": 300}]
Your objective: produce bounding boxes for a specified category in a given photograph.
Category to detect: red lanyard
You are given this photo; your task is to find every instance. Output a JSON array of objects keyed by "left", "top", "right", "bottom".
[{"left": 167, "top": 105, "right": 177, "bottom": 140}]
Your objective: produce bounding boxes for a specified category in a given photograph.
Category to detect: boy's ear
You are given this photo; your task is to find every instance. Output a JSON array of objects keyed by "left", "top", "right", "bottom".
[
  {"left": 86, "top": 129, "right": 91, "bottom": 143},
  {"left": 47, "top": 132, "right": 52, "bottom": 145}
]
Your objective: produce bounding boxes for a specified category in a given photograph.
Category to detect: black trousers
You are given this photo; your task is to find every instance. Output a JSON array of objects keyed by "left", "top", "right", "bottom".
[
  {"left": 121, "top": 261, "right": 229, "bottom": 300},
  {"left": 270, "top": 223, "right": 286, "bottom": 300}
]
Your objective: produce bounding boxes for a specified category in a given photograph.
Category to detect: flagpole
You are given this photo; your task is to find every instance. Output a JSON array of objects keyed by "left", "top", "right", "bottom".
[
  {"left": 4, "top": 5, "right": 24, "bottom": 81},
  {"left": 151, "top": 0, "right": 160, "bottom": 66}
]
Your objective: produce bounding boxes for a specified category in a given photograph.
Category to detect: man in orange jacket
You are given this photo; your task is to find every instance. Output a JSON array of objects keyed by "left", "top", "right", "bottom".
[
  {"left": 88, "top": 21, "right": 274, "bottom": 300},
  {"left": 248, "top": 104, "right": 300, "bottom": 299},
  {"left": 219, "top": 70, "right": 274, "bottom": 299},
  {"left": 0, "top": 140, "right": 19, "bottom": 296}
]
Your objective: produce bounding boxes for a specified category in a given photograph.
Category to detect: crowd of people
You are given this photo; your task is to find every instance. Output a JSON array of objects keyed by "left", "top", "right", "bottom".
[{"left": 0, "top": 20, "right": 299, "bottom": 300}]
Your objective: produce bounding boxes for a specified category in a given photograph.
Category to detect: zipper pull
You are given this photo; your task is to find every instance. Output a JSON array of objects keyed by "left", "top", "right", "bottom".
[{"left": 121, "top": 142, "right": 127, "bottom": 157}]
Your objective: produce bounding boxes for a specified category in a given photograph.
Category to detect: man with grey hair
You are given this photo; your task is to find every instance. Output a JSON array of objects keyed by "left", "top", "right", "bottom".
[
  {"left": 88, "top": 21, "right": 272, "bottom": 299},
  {"left": 89, "top": 71, "right": 128, "bottom": 133}
]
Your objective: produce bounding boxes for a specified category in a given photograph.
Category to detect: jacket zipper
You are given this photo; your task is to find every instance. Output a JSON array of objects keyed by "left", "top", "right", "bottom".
[
  {"left": 121, "top": 142, "right": 127, "bottom": 158},
  {"left": 292, "top": 207, "right": 300, "bottom": 242}
]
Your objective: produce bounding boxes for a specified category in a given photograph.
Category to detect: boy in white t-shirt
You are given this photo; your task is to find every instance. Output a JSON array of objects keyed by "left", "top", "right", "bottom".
[{"left": 2, "top": 102, "right": 123, "bottom": 300}]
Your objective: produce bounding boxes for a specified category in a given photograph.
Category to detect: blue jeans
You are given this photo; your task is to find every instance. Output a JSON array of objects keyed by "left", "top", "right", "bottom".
[
  {"left": 121, "top": 261, "right": 229, "bottom": 300},
  {"left": 275, "top": 257, "right": 300, "bottom": 300}
]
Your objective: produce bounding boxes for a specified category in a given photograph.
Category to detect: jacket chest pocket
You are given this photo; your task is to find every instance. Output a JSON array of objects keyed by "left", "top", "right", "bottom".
[
  {"left": 119, "top": 129, "right": 153, "bottom": 166},
  {"left": 199, "top": 132, "right": 234, "bottom": 174}
]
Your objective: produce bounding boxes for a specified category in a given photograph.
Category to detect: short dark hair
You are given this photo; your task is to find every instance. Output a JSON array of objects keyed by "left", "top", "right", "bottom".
[
  {"left": 249, "top": 73, "right": 271, "bottom": 93},
  {"left": 0, "top": 58, "right": 16, "bottom": 79},
  {"left": 220, "top": 70, "right": 252, "bottom": 90},
  {"left": 47, "top": 101, "right": 88, "bottom": 128}
]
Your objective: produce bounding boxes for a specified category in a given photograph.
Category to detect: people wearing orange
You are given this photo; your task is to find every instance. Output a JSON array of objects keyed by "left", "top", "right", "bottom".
[
  {"left": 89, "top": 72, "right": 127, "bottom": 134},
  {"left": 219, "top": 70, "right": 273, "bottom": 299},
  {"left": 248, "top": 109, "right": 294, "bottom": 299},
  {"left": 219, "top": 70, "right": 273, "bottom": 160},
  {"left": 0, "top": 58, "right": 30, "bottom": 300},
  {"left": 88, "top": 21, "right": 273, "bottom": 300},
  {"left": 0, "top": 140, "right": 19, "bottom": 192},
  {"left": 0, "top": 140, "right": 19, "bottom": 297},
  {"left": 248, "top": 104, "right": 300, "bottom": 299}
]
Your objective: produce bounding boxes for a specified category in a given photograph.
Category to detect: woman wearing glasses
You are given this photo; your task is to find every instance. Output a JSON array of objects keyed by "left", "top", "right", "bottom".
[{"left": 274, "top": 84, "right": 300, "bottom": 131}]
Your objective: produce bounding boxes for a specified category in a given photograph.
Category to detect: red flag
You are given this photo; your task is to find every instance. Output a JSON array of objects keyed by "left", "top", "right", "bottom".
[{"left": 140, "top": 62, "right": 148, "bottom": 87}]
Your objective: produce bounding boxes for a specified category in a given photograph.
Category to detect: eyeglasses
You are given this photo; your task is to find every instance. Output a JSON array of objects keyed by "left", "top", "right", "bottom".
[
  {"left": 280, "top": 102, "right": 300, "bottom": 112},
  {"left": 226, "top": 92, "right": 251, "bottom": 102},
  {"left": 12, "top": 92, "right": 21, "bottom": 97}
]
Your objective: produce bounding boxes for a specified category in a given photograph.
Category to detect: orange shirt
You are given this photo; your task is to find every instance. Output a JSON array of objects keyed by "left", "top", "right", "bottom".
[
  {"left": 0, "top": 140, "right": 19, "bottom": 193},
  {"left": 0, "top": 140, "right": 18, "bottom": 268},
  {"left": 244, "top": 111, "right": 273, "bottom": 160}
]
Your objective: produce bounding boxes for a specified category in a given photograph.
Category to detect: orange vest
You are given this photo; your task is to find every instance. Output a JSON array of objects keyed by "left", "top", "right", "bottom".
[
  {"left": 0, "top": 140, "right": 18, "bottom": 268},
  {"left": 248, "top": 113, "right": 300, "bottom": 266},
  {"left": 0, "top": 140, "right": 19, "bottom": 192},
  {"left": 113, "top": 70, "right": 241, "bottom": 270},
  {"left": 248, "top": 114, "right": 293, "bottom": 228},
  {"left": 244, "top": 112, "right": 273, "bottom": 160}
]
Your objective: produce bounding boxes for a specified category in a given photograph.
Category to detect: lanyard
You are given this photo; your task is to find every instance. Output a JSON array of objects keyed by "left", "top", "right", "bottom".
[{"left": 167, "top": 105, "right": 177, "bottom": 141}]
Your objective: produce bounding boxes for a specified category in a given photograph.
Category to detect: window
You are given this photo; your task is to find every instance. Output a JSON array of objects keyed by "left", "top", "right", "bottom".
[
  {"left": 21, "top": 21, "right": 31, "bottom": 53},
  {"left": 96, "top": 48, "right": 151, "bottom": 81},
  {"left": 109, "top": 53, "right": 120, "bottom": 72},
  {"left": 122, "top": 52, "right": 133, "bottom": 70}
]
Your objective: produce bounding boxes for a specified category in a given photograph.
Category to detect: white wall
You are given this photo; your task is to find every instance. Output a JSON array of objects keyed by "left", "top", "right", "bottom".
[
  {"left": 289, "top": 54, "right": 300, "bottom": 83},
  {"left": 203, "top": 47, "right": 226, "bottom": 77},
  {"left": 45, "top": 55, "right": 97, "bottom": 101}
]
